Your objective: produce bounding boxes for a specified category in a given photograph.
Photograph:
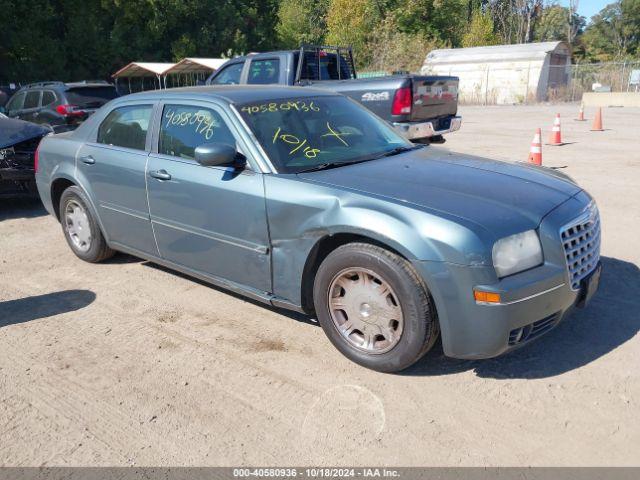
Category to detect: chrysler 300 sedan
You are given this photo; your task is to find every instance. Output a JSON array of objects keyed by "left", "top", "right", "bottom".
[{"left": 35, "top": 86, "right": 601, "bottom": 372}]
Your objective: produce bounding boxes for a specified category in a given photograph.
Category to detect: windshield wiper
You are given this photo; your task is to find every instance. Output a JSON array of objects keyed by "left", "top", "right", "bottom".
[
  {"left": 380, "top": 145, "right": 423, "bottom": 158},
  {"left": 297, "top": 145, "right": 423, "bottom": 173},
  {"left": 297, "top": 158, "right": 374, "bottom": 173}
]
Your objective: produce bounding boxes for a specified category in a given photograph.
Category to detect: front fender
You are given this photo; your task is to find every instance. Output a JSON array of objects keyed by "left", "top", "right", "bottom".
[{"left": 265, "top": 175, "right": 491, "bottom": 306}]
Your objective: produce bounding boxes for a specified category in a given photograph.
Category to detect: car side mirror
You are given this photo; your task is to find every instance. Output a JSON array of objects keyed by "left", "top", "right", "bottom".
[{"left": 195, "top": 143, "right": 243, "bottom": 168}]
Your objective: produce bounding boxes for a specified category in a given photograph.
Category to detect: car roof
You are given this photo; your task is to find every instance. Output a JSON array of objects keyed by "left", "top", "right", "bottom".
[
  {"left": 118, "top": 85, "right": 338, "bottom": 105},
  {"left": 19, "top": 81, "right": 115, "bottom": 91}
]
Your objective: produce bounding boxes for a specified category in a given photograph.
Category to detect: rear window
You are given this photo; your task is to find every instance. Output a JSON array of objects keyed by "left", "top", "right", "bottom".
[
  {"left": 298, "top": 53, "right": 354, "bottom": 81},
  {"left": 65, "top": 86, "right": 118, "bottom": 108}
]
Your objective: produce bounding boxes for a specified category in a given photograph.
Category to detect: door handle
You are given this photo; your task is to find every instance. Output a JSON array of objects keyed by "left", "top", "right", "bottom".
[
  {"left": 149, "top": 169, "right": 171, "bottom": 181},
  {"left": 80, "top": 155, "right": 95, "bottom": 165}
]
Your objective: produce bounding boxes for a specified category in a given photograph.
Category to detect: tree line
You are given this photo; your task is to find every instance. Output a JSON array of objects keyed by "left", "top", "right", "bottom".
[{"left": 0, "top": 0, "right": 638, "bottom": 84}]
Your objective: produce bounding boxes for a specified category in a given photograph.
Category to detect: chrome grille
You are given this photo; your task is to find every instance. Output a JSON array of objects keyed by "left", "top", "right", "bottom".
[{"left": 560, "top": 203, "right": 601, "bottom": 290}]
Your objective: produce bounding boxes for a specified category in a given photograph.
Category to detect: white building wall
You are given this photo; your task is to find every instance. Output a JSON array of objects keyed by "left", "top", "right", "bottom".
[
  {"left": 423, "top": 59, "right": 546, "bottom": 104},
  {"left": 420, "top": 42, "right": 570, "bottom": 104}
]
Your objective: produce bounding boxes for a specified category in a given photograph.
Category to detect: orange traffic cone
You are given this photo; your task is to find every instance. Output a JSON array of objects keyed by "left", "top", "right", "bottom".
[
  {"left": 548, "top": 113, "right": 564, "bottom": 145},
  {"left": 591, "top": 107, "right": 604, "bottom": 131},
  {"left": 575, "top": 104, "right": 587, "bottom": 121},
  {"left": 528, "top": 128, "right": 542, "bottom": 166}
]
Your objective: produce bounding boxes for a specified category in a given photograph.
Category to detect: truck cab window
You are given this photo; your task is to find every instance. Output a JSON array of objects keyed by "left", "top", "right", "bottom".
[
  {"left": 210, "top": 62, "right": 244, "bottom": 85},
  {"left": 248, "top": 59, "right": 280, "bottom": 85}
]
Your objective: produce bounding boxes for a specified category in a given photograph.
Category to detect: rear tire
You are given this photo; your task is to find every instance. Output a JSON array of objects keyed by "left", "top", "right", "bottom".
[
  {"left": 313, "top": 242, "right": 439, "bottom": 373},
  {"left": 59, "top": 186, "right": 114, "bottom": 263}
]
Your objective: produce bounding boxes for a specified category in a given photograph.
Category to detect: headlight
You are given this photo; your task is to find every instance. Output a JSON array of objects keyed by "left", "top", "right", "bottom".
[{"left": 492, "top": 230, "right": 543, "bottom": 278}]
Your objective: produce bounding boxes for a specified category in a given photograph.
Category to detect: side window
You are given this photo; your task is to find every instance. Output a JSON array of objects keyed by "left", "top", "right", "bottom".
[
  {"left": 159, "top": 104, "right": 236, "bottom": 160},
  {"left": 41, "top": 90, "right": 56, "bottom": 107},
  {"left": 97, "top": 105, "right": 152, "bottom": 150},
  {"left": 210, "top": 62, "right": 244, "bottom": 85},
  {"left": 6, "top": 92, "right": 25, "bottom": 112},
  {"left": 247, "top": 59, "right": 280, "bottom": 85},
  {"left": 23, "top": 90, "right": 41, "bottom": 109}
]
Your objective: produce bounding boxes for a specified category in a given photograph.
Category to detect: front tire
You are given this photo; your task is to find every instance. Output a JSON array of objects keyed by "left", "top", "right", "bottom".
[
  {"left": 60, "top": 186, "right": 114, "bottom": 263},
  {"left": 313, "top": 243, "right": 439, "bottom": 373}
]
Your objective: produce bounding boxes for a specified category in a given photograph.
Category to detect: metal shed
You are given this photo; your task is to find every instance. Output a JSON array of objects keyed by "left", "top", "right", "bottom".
[
  {"left": 112, "top": 62, "right": 176, "bottom": 94},
  {"left": 421, "top": 42, "right": 571, "bottom": 104},
  {"left": 164, "top": 58, "right": 227, "bottom": 87}
]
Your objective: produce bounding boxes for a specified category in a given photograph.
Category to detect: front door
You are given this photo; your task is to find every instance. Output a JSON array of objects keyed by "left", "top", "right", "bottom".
[
  {"left": 146, "top": 102, "right": 271, "bottom": 293},
  {"left": 76, "top": 103, "right": 158, "bottom": 256},
  {"left": 19, "top": 90, "right": 41, "bottom": 122}
]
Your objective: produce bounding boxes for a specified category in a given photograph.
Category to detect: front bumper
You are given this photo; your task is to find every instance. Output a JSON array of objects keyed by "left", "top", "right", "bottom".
[
  {"left": 415, "top": 191, "right": 601, "bottom": 359},
  {"left": 392, "top": 116, "right": 462, "bottom": 140}
]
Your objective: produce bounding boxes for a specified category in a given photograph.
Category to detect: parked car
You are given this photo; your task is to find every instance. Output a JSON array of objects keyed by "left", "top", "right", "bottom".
[
  {"left": 35, "top": 86, "right": 601, "bottom": 372},
  {"left": 0, "top": 85, "right": 20, "bottom": 108},
  {"left": 2, "top": 81, "right": 118, "bottom": 133},
  {"left": 206, "top": 46, "right": 461, "bottom": 144},
  {"left": 0, "top": 114, "right": 51, "bottom": 196}
]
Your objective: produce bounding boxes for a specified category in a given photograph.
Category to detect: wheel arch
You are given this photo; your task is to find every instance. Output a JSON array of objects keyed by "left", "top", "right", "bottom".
[
  {"left": 299, "top": 229, "right": 425, "bottom": 315},
  {"left": 50, "top": 177, "right": 77, "bottom": 220},
  {"left": 49, "top": 175, "right": 109, "bottom": 244}
]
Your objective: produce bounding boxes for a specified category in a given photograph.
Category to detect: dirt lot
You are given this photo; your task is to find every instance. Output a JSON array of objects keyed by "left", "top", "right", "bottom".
[{"left": 1, "top": 104, "right": 639, "bottom": 466}]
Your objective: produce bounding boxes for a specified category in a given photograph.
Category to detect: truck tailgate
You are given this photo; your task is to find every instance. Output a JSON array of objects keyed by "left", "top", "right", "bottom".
[{"left": 410, "top": 76, "right": 458, "bottom": 122}]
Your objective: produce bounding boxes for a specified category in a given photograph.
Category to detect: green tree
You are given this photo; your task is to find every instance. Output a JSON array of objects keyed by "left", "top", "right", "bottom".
[
  {"left": 581, "top": 0, "right": 640, "bottom": 60},
  {"left": 367, "top": 15, "right": 443, "bottom": 72},
  {"left": 325, "top": 0, "right": 382, "bottom": 66},
  {"left": 534, "top": 4, "right": 586, "bottom": 45},
  {"left": 392, "top": 0, "right": 468, "bottom": 46},
  {"left": 461, "top": 9, "right": 500, "bottom": 46},
  {"left": 276, "top": 0, "right": 329, "bottom": 47}
]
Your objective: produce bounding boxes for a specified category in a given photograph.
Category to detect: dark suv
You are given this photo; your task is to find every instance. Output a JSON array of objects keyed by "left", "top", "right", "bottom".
[{"left": 2, "top": 81, "right": 119, "bottom": 132}]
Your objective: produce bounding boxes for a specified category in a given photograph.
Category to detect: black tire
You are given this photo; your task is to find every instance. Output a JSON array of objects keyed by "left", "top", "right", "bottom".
[
  {"left": 313, "top": 242, "right": 439, "bottom": 373},
  {"left": 59, "top": 186, "right": 114, "bottom": 263}
]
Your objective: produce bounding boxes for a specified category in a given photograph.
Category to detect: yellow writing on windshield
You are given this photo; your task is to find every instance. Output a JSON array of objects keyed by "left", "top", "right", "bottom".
[
  {"left": 272, "top": 127, "right": 320, "bottom": 158},
  {"left": 321, "top": 122, "right": 350, "bottom": 146},
  {"left": 241, "top": 101, "right": 320, "bottom": 115}
]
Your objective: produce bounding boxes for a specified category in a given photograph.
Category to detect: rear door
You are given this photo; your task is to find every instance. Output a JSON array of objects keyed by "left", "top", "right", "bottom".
[
  {"left": 37, "top": 90, "right": 59, "bottom": 126},
  {"left": 146, "top": 100, "right": 271, "bottom": 293},
  {"left": 76, "top": 102, "right": 158, "bottom": 256}
]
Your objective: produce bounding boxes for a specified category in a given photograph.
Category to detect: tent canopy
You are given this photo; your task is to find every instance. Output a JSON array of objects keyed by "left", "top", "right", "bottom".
[
  {"left": 166, "top": 58, "right": 227, "bottom": 75},
  {"left": 112, "top": 62, "right": 176, "bottom": 78}
]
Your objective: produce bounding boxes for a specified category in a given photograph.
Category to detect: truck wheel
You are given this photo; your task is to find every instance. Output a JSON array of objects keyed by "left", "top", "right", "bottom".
[
  {"left": 313, "top": 243, "right": 439, "bottom": 373},
  {"left": 60, "top": 186, "right": 114, "bottom": 263}
]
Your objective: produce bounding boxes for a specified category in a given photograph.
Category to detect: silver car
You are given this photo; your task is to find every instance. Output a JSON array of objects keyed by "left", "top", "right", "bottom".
[{"left": 35, "top": 86, "right": 601, "bottom": 372}]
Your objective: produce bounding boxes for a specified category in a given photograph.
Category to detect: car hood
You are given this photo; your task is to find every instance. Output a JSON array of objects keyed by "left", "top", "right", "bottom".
[
  {"left": 0, "top": 117, "right": 51, "bottom": 149},
  {"left": 297, "top": 147, "right": 582, "bottom": 239}
]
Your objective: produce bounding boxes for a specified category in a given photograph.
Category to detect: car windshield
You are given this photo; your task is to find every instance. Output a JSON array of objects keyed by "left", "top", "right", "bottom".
[{"left": 236, "top": 96, "right": 413, "bottom": 174}]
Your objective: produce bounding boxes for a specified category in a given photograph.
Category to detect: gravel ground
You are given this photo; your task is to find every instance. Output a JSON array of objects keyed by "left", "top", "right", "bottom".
[{"left": 1, "top": 103, "right": 639, "bottom": 466}]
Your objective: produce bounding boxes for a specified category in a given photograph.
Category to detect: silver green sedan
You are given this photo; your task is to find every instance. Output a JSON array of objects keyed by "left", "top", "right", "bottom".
[{"left": 35, "top": 86, "right": 601, "bottom": 372}]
